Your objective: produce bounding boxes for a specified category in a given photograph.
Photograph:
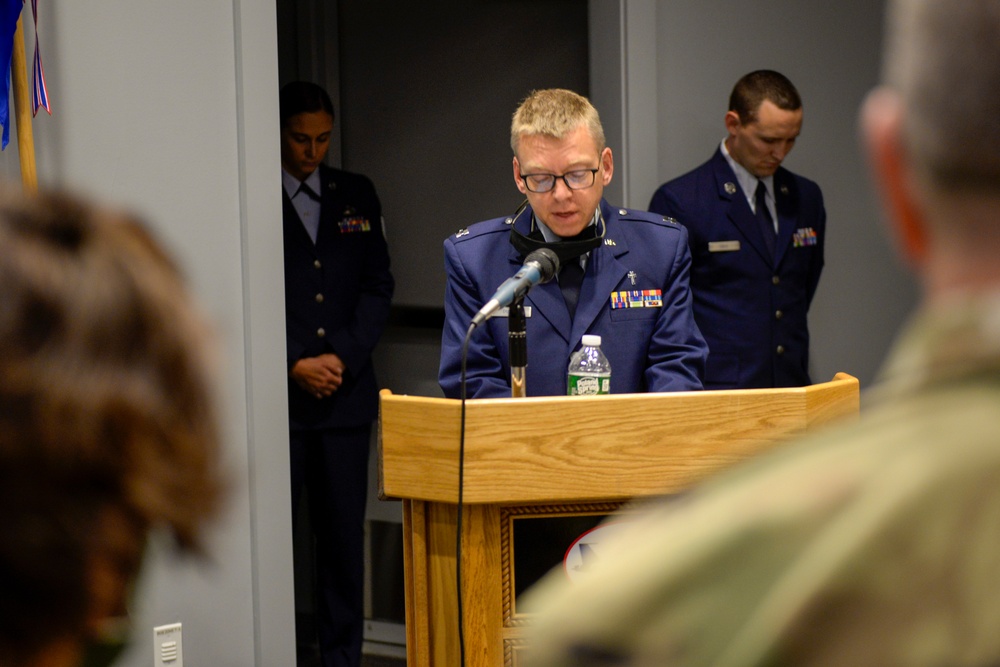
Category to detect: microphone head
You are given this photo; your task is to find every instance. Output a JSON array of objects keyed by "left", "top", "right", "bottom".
[{"left": 525, "top": 247, "right": 560, "bottom": 283}]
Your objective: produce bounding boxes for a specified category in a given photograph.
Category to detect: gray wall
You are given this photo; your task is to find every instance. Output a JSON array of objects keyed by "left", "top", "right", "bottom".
[
  {"left": 336, "top": 0, "right": 590, "bottom": 311},
  {"left": 0, "top": 1, "right": 915, "bottom": 664},
  {"left": 3, "top": 1, "right": 295, "bottom": 665}
]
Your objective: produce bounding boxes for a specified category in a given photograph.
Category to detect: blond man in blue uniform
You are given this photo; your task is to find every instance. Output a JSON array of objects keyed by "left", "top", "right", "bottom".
[{"left": 440, "top": 88, "right": 706, "bottom": 398}]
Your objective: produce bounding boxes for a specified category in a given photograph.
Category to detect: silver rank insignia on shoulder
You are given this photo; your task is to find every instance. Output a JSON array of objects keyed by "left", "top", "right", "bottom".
[
  {"left": 604, "top": 238, "right": 616, "bottom": 246},
  {"left": 724, "top": 182, "right": 737, "bottom": 195},
  {"left": 456, "top": 228, "right": 469, "bottom": 237}
]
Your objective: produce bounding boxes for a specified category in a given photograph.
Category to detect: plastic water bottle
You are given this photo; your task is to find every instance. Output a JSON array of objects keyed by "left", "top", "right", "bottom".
[{"left": 567, "top": 334, "right": 611, "bottom": 395}]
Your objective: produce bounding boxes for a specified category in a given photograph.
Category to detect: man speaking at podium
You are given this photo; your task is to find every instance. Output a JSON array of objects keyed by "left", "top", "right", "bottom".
[{"left": 439, "top": 89, "right": 707, "bottom": 398}]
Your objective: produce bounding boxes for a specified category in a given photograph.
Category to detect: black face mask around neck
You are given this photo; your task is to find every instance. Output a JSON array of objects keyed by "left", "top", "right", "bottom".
[{"left": 507, "top": 199, "right": 605, "bottom": 265}]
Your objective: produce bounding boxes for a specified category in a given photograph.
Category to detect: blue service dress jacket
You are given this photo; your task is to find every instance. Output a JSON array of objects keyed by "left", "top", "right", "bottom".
[
  {"left": 439, "top": 199, "right": 707, "bottom": 398},
  {"left": 283, "top": 164, "right": 394, "bottom": 430},
  {"left": 648, "top": 148, "right": 825, "bottom": 389}
]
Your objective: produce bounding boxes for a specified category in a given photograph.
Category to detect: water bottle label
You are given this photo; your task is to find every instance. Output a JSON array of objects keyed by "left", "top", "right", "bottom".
[{"left": 568, "top": 374, "right": 610, "bottom": 396}]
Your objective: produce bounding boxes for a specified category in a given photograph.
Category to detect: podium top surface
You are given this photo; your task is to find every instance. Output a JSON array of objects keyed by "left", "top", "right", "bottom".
[{"left": 378, "top": 373, "right": 859, "bottom": 505}]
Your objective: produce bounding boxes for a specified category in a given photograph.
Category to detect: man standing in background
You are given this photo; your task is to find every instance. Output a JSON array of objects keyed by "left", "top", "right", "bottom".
[
  {"left": 649, "top": 70, "right": 825, "bottom": 389},
  {"left": 280, "top": 81, "right": 394, "bottom": 667}
]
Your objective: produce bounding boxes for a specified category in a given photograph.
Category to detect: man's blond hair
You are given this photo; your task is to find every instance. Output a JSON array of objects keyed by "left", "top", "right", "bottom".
[{"left": 510, "top": 89, "right": 605, "bottom": 155}]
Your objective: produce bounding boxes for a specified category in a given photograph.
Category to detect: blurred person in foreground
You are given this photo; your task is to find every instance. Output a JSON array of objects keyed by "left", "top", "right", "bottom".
[
  {"left": 525, "top": 1, "right": 1000, "bottom": 665},
  {"left": 0, "top": 191, "right": 223, "bottom": 667}
]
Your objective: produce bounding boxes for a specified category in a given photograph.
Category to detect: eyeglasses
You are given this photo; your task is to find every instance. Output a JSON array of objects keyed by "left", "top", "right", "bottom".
[{"left": 520, "top": 168, "right": 599, "bottom": 193}]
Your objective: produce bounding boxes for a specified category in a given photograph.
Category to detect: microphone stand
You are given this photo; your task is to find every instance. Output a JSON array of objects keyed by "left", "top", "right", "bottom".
[{"left": 509, "top": 296, "right": 527, "bottom": 398}]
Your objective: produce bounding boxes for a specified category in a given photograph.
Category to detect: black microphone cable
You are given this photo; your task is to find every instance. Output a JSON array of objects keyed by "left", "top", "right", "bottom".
[
  {"left": 456, "top": 321, "right": 474, "bottom": 667},
  {"left": 454, "top": 199, "right": 557, "bottom": 665}
]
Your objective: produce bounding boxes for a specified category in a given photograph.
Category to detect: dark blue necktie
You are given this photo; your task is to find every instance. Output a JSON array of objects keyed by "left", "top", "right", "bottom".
[
  {"left": 755, "top": 180, "right": 776, "bottom": 246},
  {"left": 559, "top": 260, "right": 584, "bottom": 319}
]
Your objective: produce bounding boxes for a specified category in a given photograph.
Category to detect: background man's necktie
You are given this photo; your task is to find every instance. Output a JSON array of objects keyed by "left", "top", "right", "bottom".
[{"left": 755, "top": 180, "right": 777, "bottom": 248}]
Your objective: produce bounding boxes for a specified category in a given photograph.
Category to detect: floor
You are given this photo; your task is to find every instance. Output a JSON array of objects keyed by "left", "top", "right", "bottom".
[
  {"left": 296, "top": 652, "right": 404, "bottom": 667},
  {"left": 296, "top": 614, "right": 405, "bottom": 667},
  {"left": 296, "top": 648, "right": 405, "bottom": 667},
  {"left": 362, "top": 657, "right": 406, "bottom": 667}
]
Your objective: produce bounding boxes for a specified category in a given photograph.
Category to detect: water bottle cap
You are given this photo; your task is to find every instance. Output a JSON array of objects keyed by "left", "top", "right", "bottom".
[{"left": 581, "top": 334, "right": 602, "bottom": 347}]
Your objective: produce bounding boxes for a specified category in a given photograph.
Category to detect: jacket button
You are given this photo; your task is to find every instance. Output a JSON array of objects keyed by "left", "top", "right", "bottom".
[
  {"left": 317, "top": 328, "right": 326, "bottom": 338},
  {"left": 772, "top": 275, "right": 780, "bottom": 285},
  {"left": 314, "top": 259, "right": 322, "bottom": 269},
  {"left": 775, "top": 310, "right": 783, "bottom": 320},
  {"left": 776, "top": 345, "right": 785, "bottom": 355},
  {"left": 315, "top": 293, "right": 325, "bottom": 303}
]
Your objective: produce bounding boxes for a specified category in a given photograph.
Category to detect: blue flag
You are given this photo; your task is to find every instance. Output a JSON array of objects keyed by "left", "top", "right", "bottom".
[{"left": 0, "top": 0, "right": 24, "bottom": 150}]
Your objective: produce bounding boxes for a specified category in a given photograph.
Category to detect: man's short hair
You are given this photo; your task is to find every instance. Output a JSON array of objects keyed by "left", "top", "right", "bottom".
[
  {"left": 729, "top": 70, "right": 802, "bottom": 124},
  {"left": 0, "top": 190, "right": 222, "bottom": 661},
  {"left": 280, "top": 81, "right": 335, "bottom": 127},
  {"left": 885, "top": 0, "right": 1000, "bottom": 191},
  {"left": 510, "top": 88, "right": 606, "bottom": 155}
]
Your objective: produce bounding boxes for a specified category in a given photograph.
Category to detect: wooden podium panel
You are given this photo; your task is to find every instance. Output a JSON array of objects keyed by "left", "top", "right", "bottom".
[{"left": 379, "top": 374, "right": 860, "bottom": 666}]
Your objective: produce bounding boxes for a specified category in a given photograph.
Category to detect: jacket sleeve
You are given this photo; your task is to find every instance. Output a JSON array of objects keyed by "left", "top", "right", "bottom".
[
  {"left": 438, "top": 237, "right": 512, "bottom": 399},
  {"left": 644, "top": 224, "right": 707, "bottom": 392},
  {"left": 805, "top": 186, "right": 826, "bottom": 308}
]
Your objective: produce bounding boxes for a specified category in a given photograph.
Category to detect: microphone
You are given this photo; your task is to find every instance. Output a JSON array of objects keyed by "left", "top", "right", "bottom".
[{"left": 471, "top": 248, "right": 560, "bottom": 327}]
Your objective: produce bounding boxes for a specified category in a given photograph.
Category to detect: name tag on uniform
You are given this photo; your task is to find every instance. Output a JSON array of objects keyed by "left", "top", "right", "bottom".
[
  {"left": 610, "top": 290, "right": 662, "bottom": 309},
  {"left": 490, "top": 306, "right": 532, "bottom": 319},
  {"left": 708, "top": 240, "right": 741, "bottom": 252},
  {"left": 338, "top": 216, "right": 371, "bottom": 233}
]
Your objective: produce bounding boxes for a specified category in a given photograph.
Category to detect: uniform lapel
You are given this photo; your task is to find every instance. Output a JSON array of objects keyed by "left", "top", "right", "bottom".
[
  {"left": 508, "top": 215, "right": 572, "bottom": 341},
  {"left": 282, "top": 188, "right": 316, "bottom": 247},
  {"left": 570, "top": 203, "right": 627, "bottom": 344},
  {"left": 712, "top": 153, "right": 773, "bottom": 265},
  {"left": 316, "top": 166, "right": 340, "bottom": 246},
  {"left": 773, "top": 169, "right": 798, "bottom": 267}
]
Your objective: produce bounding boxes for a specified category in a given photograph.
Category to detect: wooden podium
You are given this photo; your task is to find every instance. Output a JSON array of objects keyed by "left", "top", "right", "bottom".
[{"left": 378, "top": 373, "right": 859, "bottom": 667}]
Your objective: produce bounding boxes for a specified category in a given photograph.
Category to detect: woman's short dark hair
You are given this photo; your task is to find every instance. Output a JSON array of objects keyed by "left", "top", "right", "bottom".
[{"left": 280, "top": 81, "right": 335, "bottom": 127}]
